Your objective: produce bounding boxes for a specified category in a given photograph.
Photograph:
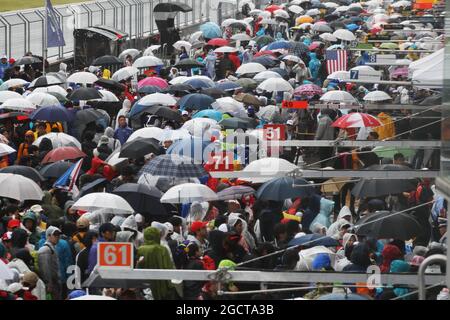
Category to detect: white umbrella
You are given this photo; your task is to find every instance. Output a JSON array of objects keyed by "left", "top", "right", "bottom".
[
  {"left": 257, "top": 78, "right": 294, "bottom": 92},
  {"left": 112, "top": 67, "right": 139, "bottom": 82},
  {"left": 320, "top": 90, "right": 357, "bottom": 103},
  {"left": 26, "top": 92, "right": 60, "bottom": 107},
  {"left": 72, "top": 192, "right": 134, "bottom": 214},
  {"left": 67, "top": 72, "right": 98, "bottom": 85},
  {"left": 189, "top": 31, "right": 204, "bottom": 43},
  {"left": 0, "top": 143, "right": 16, "bottom": 156},
  {"left": 137, "top": 93, "right": 177, "bottom": 106},
  {"left": 169, "top": 76, "right": 190, "bottom": 85},
  {"left": 182, "top": 118, "right": 220, "bottom": 136},
  {"left": 319, "top": 33, "right": 338, "bottom": 42},
  {"left": 160, "top": 183, "right": 218, "bottom": 204},
  {"left": 212, "top": 97, "right": 247, "bottom": 118},
  {"left": 333, "top": 29, "right": 356, "bottom": 41},
  {"left": 173, "top": 40, "right": 192, "bottom": 51},
  {"left": 106, "top": 150, "right": 128, "bottom": 167},
  {"left": 253, "top": 71, "right": 283, "bottom": 80},
  {"left": 306, "top": 9, "right": 320, "bottom": 16},
  {"left": 335, "top": 6, "right": 349, "bottom": 12},
  {"left": 143, "top": 45, "right": 161, "bottom": 56},
  {"left": 214, "top": 46, "right": 239, "bottom": 54},
  {"left": 256, "top": 105, "right": 280, "bottom": 122},
  {"left": 373, "top": 13, "right": 389, "bottom": 24},
  {"left": 282, "top": 55, "right": 303, "bottom": 63},
  {"left": 0, "top": 173, "right": 43, "bottom": 201},
  {"left": 98, "top": 90, "right": 120, "bottom": 102},
  {"left": 323, "top": 2, "right": 339, "bottom": 8},
  {"left": 296, "top": 246, "right": 336, "bottom": 271},
  {"left": 241, "top": 158, "right": 298, "bottom": 183},
  {"left": 350, "top": 65, "right": 376, "bottom": 73},
  {"left": 363, "top": 90, "right": 392, "bottom": 102},
  {"left": 159, "top": 128, "right": 192, "bottom": 141},
  {"left": 0, "top": 78, "right": 29, "bottom": 90},
  {"left": 288, "top": 5, "right": 304, "bottom": 14},
  {"left": 249, "top": 9, "right": 262, "bottom": 15},
  {"left": 260, "top": 18, "right": 278, "bottom": 25},
  {"left": 33, "top": 132, "right": 82, "bottom": 149},
  {"left": 236, "top": 63, "right": 266, "bottom": 75},
  {"left": 274, "top": 9, "right": 290, "bottom": 19},
  {"left": 128, "top": 127, "right": 164, "bottom": 141},
  {"left": 231, "top": 33, "right": 252, "bottom": 41},
  {"left": 1, "top": 98, "right": 36, "bottom": 111},
  {"left": 118, "top": 48, "right": 141, "bottom": 61},
  {"left": 33, "top": 85, "right": 67, "bottom": 96},
  {"left": 0, "top": 91, "right": 22, "bottom": 103},
  {"left": 71, "top": 295, "right": 117, "bottom": 300},
  {"left": 0, "top": 260, "right": 14, "bottom": 280},
  {"left": 327, "top": 70, "right": 350, "bottom": 81},
  {"left": 133, "top": 56, "right": 164, "bottom": 68},
  {"left": 392, "top": 0, "right": 411, "bottom": 7}
]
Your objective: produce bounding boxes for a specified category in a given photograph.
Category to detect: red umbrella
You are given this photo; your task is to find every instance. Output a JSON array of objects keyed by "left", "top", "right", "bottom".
[
  {"left": 309, "top": 42, "right": 322, "bottom": 51},
  {"left": 42, "top": 147, "right": 86, "bottom": 164},
  {"left": 265, "top": 5, "right": 282, "bottom": 13},
  {"left": 207, "top": 38, "right": 229, "bottom": 47},
  {"left": 254, "top": 50, "right": 276, "bottom": 58},
  {"left": 332, "top": 112, "right": 382, "bottom": 128},
  {"left": 294, "top": 84, "right": 323, "bottom": 97},
  {"left": 138, "top": 77, "right": 169, "bottom": 89}
]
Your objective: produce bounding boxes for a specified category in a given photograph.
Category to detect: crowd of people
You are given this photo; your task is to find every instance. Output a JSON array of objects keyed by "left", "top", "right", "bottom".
[{"left": 0, "top": 0, "right": 448, "bottom": 300}]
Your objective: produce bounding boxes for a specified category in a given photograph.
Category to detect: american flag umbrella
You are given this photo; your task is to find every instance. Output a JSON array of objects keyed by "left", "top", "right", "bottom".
[
  {"left": 332, "top": 112, "right": 382, "bottom": 128},
  {"left": 139, "top": 154, "right": 208, "bottom": 178},
  {"left": 294, "top": 84, "right": 323, "bottom": 97}
]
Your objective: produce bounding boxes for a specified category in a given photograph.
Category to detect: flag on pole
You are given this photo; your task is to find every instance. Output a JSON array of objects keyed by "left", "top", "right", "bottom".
[
  {"left": 46, "top": 0, "right": 66, "bottom": 47},
  {"left": 53, "top": 159, "right": 83, "bottom": 192},
  {"left": 326, "top": 50, "right": 348, "bottom": 74}
]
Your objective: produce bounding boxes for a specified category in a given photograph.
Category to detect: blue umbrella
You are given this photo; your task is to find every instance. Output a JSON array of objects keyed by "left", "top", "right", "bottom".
[
  {"left": 346, "top": 23, "right": 359, "bottom": 32},
  {"left": 215, "top": 81, "right": 243, "bottom": 92},
  {"left": 166, "top": 137, "right": 215, "bottom": 162},
  {"left": 256, "top": 177, "right": 315, "bottom": 201},
  {"left": 200, "top": 22, "right": 222, "bottom": 39},
  {"left": 185, "top": 78, "right": 214, "bottom": 90},
  {"left": 177, "top": 93, "right": 216, "bottom": 111},
  {"left": 138, "top": 85, "right": 162, "bottom": 94},
  {"left": 192, "top": 109, "right": 223, "bottom": 122},
  {"left": 251, "top": 56, "right": 279, "bottom": 68},
  {"left": 266, "top": 40, "right": 292, "bottom": 51},
  {"left": 317, "top": 293, "right": 371, "bottom": 300},
  {"left": 30, "top": 105, "right": 74, "bottom": 122},
  {"left": 288, "top": 234, "right": 339, "bottom": 248}
]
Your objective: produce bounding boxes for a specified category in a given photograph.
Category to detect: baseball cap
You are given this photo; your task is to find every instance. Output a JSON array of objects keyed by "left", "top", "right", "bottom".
[
  {"left": 45, "top": 226, "right": 62, "bottom": 238},
  {"left": 7, "top": 219, "right": 21, "bottom": 229},
  {"left": 190, "top": 221, "right": 208, "bottom": 233},
  {"left": 1, "top": 55, "right": 7, "bottom": 60},
  {"left": 30, "top": 204, "right": 44, "bottom": 213}
]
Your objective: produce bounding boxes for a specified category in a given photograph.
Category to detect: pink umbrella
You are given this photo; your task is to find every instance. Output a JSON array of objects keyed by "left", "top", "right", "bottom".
[
  {"left": 294, "top": 84, "right": 323, "bottom": 97},
  {"left": 332, "top": 112, "right": 382, "bottom": 128},
  {"left": 138, "top": 77, "right": 169, "bottom": 89},
  {"left": 390, "top": 67, "right": 408, "bottom": 79},
  {"left": 309, "top": 42, "right": 322, "bottom": 51}
]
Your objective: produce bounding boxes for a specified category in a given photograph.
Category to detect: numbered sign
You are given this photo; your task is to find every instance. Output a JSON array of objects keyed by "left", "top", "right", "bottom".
[
  {"left": 282, "top": 100, "right": 308, "bottom": 109},
  {"left": 263, "top": 124, "right": 286, "bottom": 141},
  {"left": 98, "top": 242, "right": 134, "bottom": 269},
  {"left": 207, "top": 152, "right": 234, "bottom": 171}
]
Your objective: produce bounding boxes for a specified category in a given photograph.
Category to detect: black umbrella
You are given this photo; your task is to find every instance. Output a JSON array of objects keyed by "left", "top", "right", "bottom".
[
  {"left": 28, "top": 75, "right": 64, "bottom": 89},
  {"left": 420, "top": 94, "right": 442, "bottom": 106},
  {"left": 200, "top": 87, "right": 228, "bottom": 99},
  {"left": 14, "top": 56, "right": 42, "bottom": 66},
  {"left": 164, "top": 84, "right": 196, "bottom": 95},
  {"left": 288, "top": 234, "right": 339, "bottom": 248},
  {"left": 219, "top": 117, "right": 256, "bottom": 129},
  {"left": 251, "top": 56, "right": 279, "bottom": 68},
  {"left": 91, "top": 55, "right": 123, "bottom": 66},
  {"left": 68, "top": 88, "right": 103, "bottom": 101},
  {"left": 74, "top": 108, "right": 109, "bottom": 126},
  {"left": 119, "top": 138, "right": 163, "bottom": 159},
  {"left": 330, "top": 21, "right": 346, "bottom": 30},
  {"left": 410, "top": 110, "right": 441, "bottom": 139},
  {"left": 256, "top": 177, "right": 315, "bottom": 201},
  {"left": 47, "top": 92, "right": 69, "bottom": 104},
  {"left": 132, "top": 105, "right": 182, "bottom": 122},
  {"left": 94, "top": 78, "right": 126, "bottom": 92},
  {"left": 138, "top": 85, "right": 163, "bottom": 95},
  {"left": 355, "top": 211, "right": 422, "bottom": 240},
  {"left": 113, "top": 183, "right": 167, "bottom": 216},
  {"left": 0, "top": 166, "right": 44, "bottom": 183},
  {"left": 76, "top": 178, "right": 109, "bottom": 199},
  {"left": 255, "top": 35, "right": 274, "bottom": 47},
  {"left": 39, "top": 161, "right": 74, "bottom": 179},
  {"left": 174, "top": 59, "right": 205, "bottom": 69}
]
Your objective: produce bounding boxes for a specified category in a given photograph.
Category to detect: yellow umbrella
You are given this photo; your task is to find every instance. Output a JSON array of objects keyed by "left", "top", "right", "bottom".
[{"left": 296, "top": 15, "right": 314, "bottom": 24}]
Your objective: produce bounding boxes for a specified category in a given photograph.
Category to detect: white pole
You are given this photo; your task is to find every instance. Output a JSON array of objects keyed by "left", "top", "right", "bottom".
[{"left": 43, "top": 0, "right": 48, "bottom": 75}]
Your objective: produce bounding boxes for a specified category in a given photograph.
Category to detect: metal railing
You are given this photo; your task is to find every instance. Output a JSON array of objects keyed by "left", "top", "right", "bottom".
[{"left": 0, "top": 0, "right": 227, "bottom": 61}]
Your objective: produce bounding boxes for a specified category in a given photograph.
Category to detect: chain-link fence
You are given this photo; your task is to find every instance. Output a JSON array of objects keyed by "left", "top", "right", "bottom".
[{"left": 0, "top": 0, "right": 235, "bottom": 61}]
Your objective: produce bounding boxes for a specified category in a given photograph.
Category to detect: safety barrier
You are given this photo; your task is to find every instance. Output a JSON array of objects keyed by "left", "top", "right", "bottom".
[{"left": 0, "top": 0, "right": 236, "bottom": 61}]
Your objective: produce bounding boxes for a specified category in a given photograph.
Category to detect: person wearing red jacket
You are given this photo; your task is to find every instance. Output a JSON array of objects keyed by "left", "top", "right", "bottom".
[{"left": 228, "top": 52, "right": 241, "bottom": 70}]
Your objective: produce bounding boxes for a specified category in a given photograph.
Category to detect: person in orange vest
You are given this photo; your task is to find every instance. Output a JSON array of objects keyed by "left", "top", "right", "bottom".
[{"left": 16, "top": 130, "right": 35, "bottom": 164}]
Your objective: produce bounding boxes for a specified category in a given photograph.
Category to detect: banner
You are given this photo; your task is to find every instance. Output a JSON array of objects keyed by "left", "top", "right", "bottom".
[{"left": 46, "top": 0, "right": 66, "bottom": 47}]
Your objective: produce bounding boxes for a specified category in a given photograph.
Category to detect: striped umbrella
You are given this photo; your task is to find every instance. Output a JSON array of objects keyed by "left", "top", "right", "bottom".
[
  {"left": 332, "top": 112, "right": 382, "bottom": 128},
  {"left": 139, "top": 154, "right": 208, "bottom": 178}
]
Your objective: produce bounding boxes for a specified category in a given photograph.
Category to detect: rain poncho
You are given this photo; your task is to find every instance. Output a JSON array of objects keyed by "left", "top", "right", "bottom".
[
  {"left": 373, "top": 112, "right": 395, "bottom": 140},
  {"left": 308, "top": 52, "right": 321, "bottom": 82},
  {"left": 227, "top": 213, "right": 256, "bottom": 252},
  {"left": 309, "top": 198, "right": 335, "bottom": 233},
  {"left": 150, "top": 221, "right": 174, "bottom": 262}
]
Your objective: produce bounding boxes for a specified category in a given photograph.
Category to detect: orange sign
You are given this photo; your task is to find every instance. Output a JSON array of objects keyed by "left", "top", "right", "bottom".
[
  {"left": 98, "top": 242, "right": 133, "bottom": 269},
  {"left": 207, "top": 152, "right": 234, "bottom": 171},
  {"left": 282, "top": 100, "right": 308, "bottom": 109}
]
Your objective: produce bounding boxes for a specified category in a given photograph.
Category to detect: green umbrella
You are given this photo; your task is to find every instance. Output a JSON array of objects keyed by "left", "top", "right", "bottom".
[
  {"left": 372, "top": 146, "right": 415, "bottom": 159},
  {"left": 379, "top": 42, "right": 398, "bottom": 49}
]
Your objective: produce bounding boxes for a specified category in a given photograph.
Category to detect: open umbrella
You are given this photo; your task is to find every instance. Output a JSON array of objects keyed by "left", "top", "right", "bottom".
[
  {"left": 231, "top": 33, "right": 252, "bottom": 41},
  {"left": 294, "top": 84, "right": 323, "bottom": 97},
  {"left": 215, "top": 81, "right": 242, "bottom": 92},
  {"left": 351, "top": 177, "right": 417, "bottom": 198},
  {"left": 128, "top": 127, "right": 164, "bottom": 142},
  {"left": 139, "top": 154, "right": 208, "bottom": 178},
  {"left": 33, "top": 133, "right": 82, "bottom": 149},
  {"left": 0, "top": 165, "right": 44, "bottom": 183},
  {"left": 133, "top": 56, "right": 164, "bottom": 68},
  {"left": 256, "top": 105, "right": 281, "bottom": 122},
  {"left": 0, "top": 173, "right": 43, "bottom": 201},
  {"left": 0, "top": 143, "right": 16, "bottom": 157},
  {"left": 372, "top": 146, "right": 415, "bottom": 159},
  {"left": 182, "top": 118, "right": 220, "bottom": 136},
  {"left": 113, "top": 183, "right": 167, "bottom": 216},
  {"left": 177, "top": 93, "right": 215, "bottom": 111},
  {"left": 138, "top": 77, "right": 169, "bottom": 89},
  {"left": 72, "top": 192, "right": 134, "bottom": 215},
  {"left": 234, "top": 93, "right": 262, "bottom": 106},
  {"left": 0, "top": 91, "right": 22, "bottom": 103},
  {"left": 26, "top": 92, "right": 60, "bottom": 107},
  {"left": 207, "top": 38, "right": 229, "bottom": 47},
  {"left": 236, "top": 63, "right": 267, "bottom": 75},
  {"left": 256, "top": 177, "right": 315, "bottom": 201},
  {"left": 14, "top": 56, "right": 41, "bottom": 66},
  {"left": 94, "top": 78, "right": 126, "bottom": 92},
  {"left": 219, "top": 117, "right": 255, "bottom": 130},
  {"left": 319, "top": 32, "right": 338, "bottom": 42},
  {"left": 118, "top": 48, "right": 141, "bottom": 61},
  {"left": 0, "top": 259, "right": 15, "bottom": 280},
  {"left": 67, "top": 72, "right": 98, "bottom": 85},
  {"left": 0, "top": 98, "right": 36, "bottom": 112},
  {"left": 39, "top": 161, "right": 74, "bottom": 179},
  {"left": 192, "top": 109, "right": 223, "bottom": 122},
  {"left": 333, "top": 29, "right": 357, "bottom": 41},
  {"left": 184, "top": 78, "right": 214, "bottom": 90},
  {"left": 235, "top": 78, "right": 258, "bottom": 91},
  {"left": 160, "top": 183, "right": 218, "bottom": 204},
  {"left": 166, "top": 137, "right": 214, "bottom": 162},
  {"left": 318, "top": 293, "right": 370, "bottom": 300},
  {"left": 68, "top": 88, "right": 103, "bottom": 101},
  {"left": 251, "top": 56, "right": 279, "bottom": 68},
  {"left": 288, "top": 234, "right": 339, "bottom": 248},
  {"left": 91, "top": 55, "right": 123, "bottom": 66},
  {"left": 164, "top": 84, "right": 195, "bottom": 95},
  {"left": 200, "top": 87, "right": 228, "bottom": 99},
  {"left": 363, "top": 91, "right": 392, "bottom": 102},
  {"left": 29, "top": 105, "right": 73, "bottom": 122},
  {"left": 173, "top": 40, "right": 192, "bottom": 51},
  {"left": 112, "top": 67, "right": 139, "bottom": 82},
  {"left": 253, "top": 70, "right": 282, "bottom": 81},
  {"left": 212, "top": 97, "right": 247, "bottom": 118},
  {"left": 131, "top": 105, "right": 182, "bottom": 122},
  {"left": 242, "top": 158, "right": 299, "bottom": 183},
  {"left": 33, "top": 85, "right": 68, "bottom": 97},
  {"left": 119, "top": 138, "right": 162, "bottom": 159},
  {"left": 354, "top": 210, "right": 422, "bottom": 240},
  {"left": 200, "top": 22, "right": 222, "bottom": 39},
  {"left": 135, "top": 93, "right": 177, "bottom": 108},
  {"left": 214, "top": 46, "right": 239, "bottom": 54},
  {"left": 0, "top": 78, "right": 29, "bottom": 90},
  {"left": 312, "top": 23, "right": 333, "bottom": 33},
  {"left": 320, "top": 90, "right": 357, "bottom": 103},
  {"left": 174, "top": 59, "right": 204, "bottom": 70},
  {"left": 217, "top": 186, "right": 255, "bottom": 201},
  {"left": 138, "top": 85, "right": 162, "bottom": 95},
  {"left": 332, "top": 112, "right": 382, "bottom": 128},
  {"left": 257, "top": 78, "right": 294, "bottom": 92}
]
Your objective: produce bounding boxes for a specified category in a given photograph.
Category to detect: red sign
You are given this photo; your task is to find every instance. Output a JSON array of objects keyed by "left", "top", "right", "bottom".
[
  {"left": 98, "top": 242, "right": 134, "bottom": 269},
  {"left": 207, "top": 152, "right": 234, "bottom": 171},
  {"left": 282, "top": 100, "right": 308, "bottom": 109},
  {"left": 263, "top": 124, "right": 286, "bottom": 141}
]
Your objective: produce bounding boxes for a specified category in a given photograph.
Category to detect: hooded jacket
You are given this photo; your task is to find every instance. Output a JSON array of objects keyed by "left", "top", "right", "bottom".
[
  {"left": 122, "top": 215, "right": 144, "bottom": 248},
  {"left": 380, "top": 244, "right": 403, "bottom": 273},
  {"left": 104, "top": 127, "right": 121, "bottom": 151},
  {"left": 314, "top": 112, "right": 334, "bottom": 140},
  {"left": 327, "top": 206, "right": 352, "bottom": 239},
  {"left": 137, "top": 227, "right": 175, "bottom": 300},
  {"left": 21, "top": 211, "right": 41, "bottom": 246},
  {"left": 310, "top": 198, "right": 335, "bottom": 232},
  {"left": 37, "top": 240, "right": 61, "bottom": 299},
  {"left": 204, "top": 230, "right": 227, "bottom": 269},
  {"left": 373, "top": 112, "right": 395, "bottom": 140},
  {"left": 343, "top": 243, "right": 372, "bottom": 272},
  {"left": 308, "top": 52, "right": 321, "bottom": 80}
]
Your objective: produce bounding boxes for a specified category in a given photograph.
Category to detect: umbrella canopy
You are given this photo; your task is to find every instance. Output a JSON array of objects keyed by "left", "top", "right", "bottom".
[
  {"left": 333, "top": 29, "right": 357, "bottom": 41},
  {"left": 267, "top": 40, "right": 293, "bottom": 51},
  {"left": 97, "top": 90, "right": 119, "bottom": 103},
  {"left": 159, "top": 128, "right": 192, "bottom": 142},
  {"left": 76, "top": 178, "right": 109, "bottom": 199},
  {"left": 354, "top": 210, "right": 422, "bottom": 240},
  {"left": 14, "top": 56, "right": 41, "bottom": 66},
  {"left": 372, "top": 146, "right": 415, "bottom": 159},
  {"left": 0, "top": 259, "right": 15, "bottom": 280},
  {"left": 119, "top": 138, "right": 162, "bottom": 159},
  {"left": 212, "top": 97, "right": 247, "bottom": 118},
  {"left": 26, "top": 92, "right": 60, "bottom": 107},
  {"left": 138, "top": 77, "right": 169, "bottom": 89},
  {"left": 363, "top": 91, "right": 392, "bottom": 102},
  {"left": 0, "top": 165, "right": 44, "bottom": 183},
  {"left": 72, "top": 192, "right": 134, "bottom": 215},
  {"left": 39, "top": 161, "right": 74, "bottom": 178},
  {"left": 166, "top": 137, "right": 214, "bottom": 162},
  {"left": 177, "top": 93, "right": 215, "bottom": 111},
  {"left": 68, "top": 88, "right": 103, "bottom": 101},
  {"left": 33, "top": 133, "right": 82, "bottom": 149},
  {"left": 288, "top": 234, "right": 339, "bottom": 248},
  {"left": 231, "top": 33, "right": 252, "bottom": 41},
  {"left": 242, "top": 158, "right": 299, "bottom": 183},
  {"left": 0, "top": 78, "right": 29, "bottom": 90},
  {"left": 251, "top": 56, "right": 279, "bottom": 68},
  {"left": 200, "top": 22, "right": 222, "bottom": 39},
  {"left": 138, "top": 85, "right": 163, "bottom": 95},
  {"left": 319, "top": 32, "right": 338, "bottom": 42},
  {"left": 160, "top": 183, "right": 218, "bottom": 204},
  {"left": 112, "top": 67, "right": 139, "bottom": 82},
  {"left": 317, "top": 293, "right": 370, "bottom": 300},
  {"left": 215, "top": 80, "right": 242, "bottom": 92},
  {"left": 174, "top": 59, "right": 205, "bottom": 70},
  {"left": 0, "top": 143, "right": 16, "bottom": 157},
  {"left": 94, "top": 78, "right": 126, "bottom": 92},
  {"left": 113, "top": 183, "right": 166, "bottom": 216},
  {"left": 0, "top": 173, "right": 43, "bottom": 201},
  {"left": 192, "top": 109, "right": 223, "bottom": 122},
  {"left": 327, "top": 70, "right": 350, "bottom": 81},
  {"left": 135, "top": 93, "right": 177, "bottom": 107},
  {"left": 0, "top": 98, "right": 36, "bottom": 112},
  {"left": 140, "top": 154, "right": 207, "bottom": 178},
  {"left": 67, "top": 72, "right": 98, "bottom": 85},
  {"left": 236, "top": 63, "right": 267, "bottom": 75},
  {"left": 217, "top": 186, "right": 255, "bottom": 201},
  {"left": 256, "top": 105, "right": 281, "bottom": 122},
  {"left": 184, "top": 78, "right": 214, "bottom": 90},
  {"left": 214, "top": 46, "right": 239, "bottom": 54},
  {"left": 332, "top": 112, "right": 382, "bottom": 128},
  {"left": 131, "top": 105, "right": 182, "bottom": 122},
  {"left": 207, "top": 38, "right": 229, "bottom": 47},
  {"left": 33, "top": 85, "right": 68, "bottom": 97},
  {"left": 257, "top": 78, "right": 294, "bottom": 92},
  {"left": 0, "top": 91, "right": 22, "bottom": 103},
  {"left": 29, "top": 105, "right": 73, "bottom": 122},
  {"left": 320, "top": 90, "right": 357, "bottom": 103},
  {"left": 164, "top": 84, "right": 195, "bottom": 95},
  {"left": 173, "top": 40, "right": 192, "bottom": 51},
  {"left": 253, "top": 70, "right": 283, "bottom": 81},
  {"left": 128, "top": 127, "right": 164, "bottom": 142},
  {"left": 133, "top": 56, "right": 164, "bottom": 68},
  {"left": 234, "top": 93, "right": 262, "bottom": 106},
  {"left": 312, "top": 23, "right": 333, "bottom": 33},
  {"left": 235, "top": 78, "right": 258, "bottom": 92},
  {"left": 182, "top": 118, "right": 220, "bottom": 136},
  {"left": 294, "top": 84, "right": 323, "bottom": 97},
  {"left": 28, "top": 75, "right": 64, "bottom": 89},
  {"left": 71, "top": 295, "right": 116, "bottom": 300},
  {"left": 41, "top": 147, "right": 86, "bottom": 164},
  {"left": 219, "top": 117, "right": 255, "bottom": 130},
  {"left": 351, "top": 176, "right": 417, "bottom": 198},
  {"left": 255, "top": 35, "right": 274, "bottom": 47},
  {"left": 91, "top": 55, "right": 123, "bottom": 66},
  {"left": 118, "top": 48, "right": 141, "bottom": 61},
  {"left": 256, "top": 177, "right": 315, "bottom": 201}
]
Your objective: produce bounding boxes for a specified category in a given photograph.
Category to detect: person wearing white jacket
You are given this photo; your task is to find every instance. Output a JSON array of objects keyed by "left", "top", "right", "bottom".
[{"left": 327, "top": 206, "right": 353, "bottom": 240}]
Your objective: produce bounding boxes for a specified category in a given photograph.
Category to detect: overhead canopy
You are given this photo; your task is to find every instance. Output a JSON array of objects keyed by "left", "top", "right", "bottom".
[{"left": 410, "top": 48, "right": 444, "bottom": 88}]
